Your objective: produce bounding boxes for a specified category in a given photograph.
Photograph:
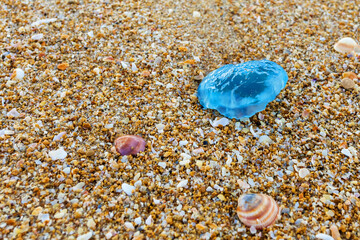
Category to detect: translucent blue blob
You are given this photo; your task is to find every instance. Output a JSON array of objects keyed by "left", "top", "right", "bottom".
[{"left": 197, "top": 60, "right": 288, "bottom": 119}]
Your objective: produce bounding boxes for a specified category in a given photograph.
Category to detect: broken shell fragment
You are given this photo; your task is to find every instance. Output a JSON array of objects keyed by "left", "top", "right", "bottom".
[
  {"left": 341, "top": 78, "right": 355, "bottom": 89},
  {"left": 114, "top": 135, "right": 146, "bottom": 156},
  {"left": 334, "top": 37, "right": 360, "bottom": 54},
  {"left": 342, "top": 72, "right": 358, "bottom": 80},
  {"left": 237, "top": 193, "right": 279, "bottom": 229}
]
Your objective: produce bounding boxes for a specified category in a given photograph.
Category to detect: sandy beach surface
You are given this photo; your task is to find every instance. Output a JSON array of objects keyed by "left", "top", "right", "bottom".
[{"left": 1, "top": 0, "right": 360, "bottom": 239}]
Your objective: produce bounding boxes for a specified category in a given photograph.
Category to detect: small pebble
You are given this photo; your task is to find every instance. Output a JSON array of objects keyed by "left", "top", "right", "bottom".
[
  {"left": 49, "top": 148, "right": 67, "bottom": 160},
  {"left": 77, "top": 232, "right": 93, "bottom": 240},
  {"left": 316, "top": 233, "right": 334, "bottom": 240},
  {"left": 122, "top": 183, "right": 135, "bottom": 196},
  {"left": 177, "top": 180, "right": 188, "bottom": 188},
  {"left": 31, "top": 33, "right": 44, "bottom": 40},
  {"left": 299, "top": 168, "right": 310, "bottom": 178},
  {"left": 193, "top": 11, "right": 201, "bottom": 18}
]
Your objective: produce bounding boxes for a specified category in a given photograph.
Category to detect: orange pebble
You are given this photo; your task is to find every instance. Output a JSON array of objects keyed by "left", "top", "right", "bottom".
[{"left": 57, "top": 63, "right": 69, "bottom": 70}]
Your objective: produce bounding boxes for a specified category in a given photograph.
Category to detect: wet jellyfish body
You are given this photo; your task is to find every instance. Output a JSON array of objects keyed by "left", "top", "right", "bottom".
[{"left": 197, "top": 60, "right": 288, "bottom": 119}]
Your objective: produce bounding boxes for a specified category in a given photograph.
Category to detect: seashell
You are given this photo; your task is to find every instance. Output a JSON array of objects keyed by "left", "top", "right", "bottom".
[
  {"left": 340, "top": 78, "right": 355, "bottom": 89},
  {"left": 342, "top": 72, "right": 358, "bottom": 80},
  {"left": 237, "top": 193, "right": 279, "bottom": 229},
  {"left": 334, "top": 37, "right": 360, "bottom": 54},
  {"left": 114, "top": 135, "right": 146, "bottom": 156}
]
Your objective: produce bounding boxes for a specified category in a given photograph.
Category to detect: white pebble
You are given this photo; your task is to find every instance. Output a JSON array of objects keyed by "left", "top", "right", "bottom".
[
  {"left": 31, "top": 33, "right": 44, "bottom": 41},
  {"left": 145, "top": 215, "right": 153, "bottom": 225},
  {"left": 341, "top": 148, "right": 352, "bottom": 158},
  {"left": 124, "top": 222, "right": 134, "bottom": 231},
  {"left": 7, "top": 108, "right": 20, "bottom": 118},
  {"left": 12, "top": 68, "right": 25, "bottom": 80},
  {"left": 259, "top": 135, "right": 272, "bottom": 145},
  {"left": 134, "top": 217, "right": 142, "bottom": 225},
  {"left": 211, "top": 117, "right": 230, "bottom": 127},
  {"left": 155, "top": 123, "right": 166, "bottom": 133},
  {"left": 299, "top": 168, "right": 310, "bottom": 178},
  {"left": 179, "top": 140, "right": 188, "bottom": 146},
  {"left": 77, "top": 232, "right": 93, "bottom": 240},
  {"left": 177, "top": 180, "right": 188, "bottom": 188},
  {"left": 49, "top": 148, "right": 67, "bottom": 160},
  {"left": 93, "top": 67, "right": 101, "bottom": 75},
  {"left": 122, "top": 183, "right": 135, "bottom": 196},
  {"left": 105, "top": 230, "right": 117, "bottom": 239},
  {"left": 38, "top": 213, "right": 50, "bottom": 222},
  {"left": 158, "top": 162, "right": 167, "bottom": 169},
  {"left": 54, "top": 209, "right": 67, "bottom": 219},
  {"left": 72, "top": 182, "right": 85, "bottom": 191},
  {"left": 53, "top": 131, "right": 66, "bottom": 141},
  {"left": 315, "top": 233, "right": 334, "bottom": 240},
  {"left": 87, "top": 218, "right": 96, "bottom": 229},
  {"left": 31, "top": 18, "right": 57, "bottom": 26},
  {"left": 131, "top": 63, "right": 138, "bottom": 72},
  {"left": 193, "top": 11, "right": 201, "bottom": 18},
  {"left": 63, "top": 167, "right": 71, "bottom": 174}
]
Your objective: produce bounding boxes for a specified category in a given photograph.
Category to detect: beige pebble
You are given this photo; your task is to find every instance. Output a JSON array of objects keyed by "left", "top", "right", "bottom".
[
  {"left": 341, "top": 78, "right": 355, "bottom": 89},
  {"left": 87, "top": 218, "right": 96, "bottom": 229},
  {"left": 31, "top": 206, "right": 43, "bottom": 216}
]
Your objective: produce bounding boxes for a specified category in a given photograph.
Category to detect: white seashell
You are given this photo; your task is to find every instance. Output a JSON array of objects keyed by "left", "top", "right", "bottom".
[
  {"left": 211, "top": 117, "right": 230, "bottom": 127},
  {"left": 11, "top": 68, "right": 25, "bottom": 80},
  {"left": 334, "top": 37, "right": 360, "bottom": 54},
  {"left": 31, "top": 33, "right": 44, "bottom": 41},
  {"left": 237, "top": 193, "right": 279, "bottom": 229},
  {"left": 315, "top": 233, "right": 334, "bottom": 240}
]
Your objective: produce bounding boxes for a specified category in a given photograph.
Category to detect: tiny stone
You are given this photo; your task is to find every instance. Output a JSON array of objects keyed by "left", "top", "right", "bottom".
[
  {"left": 31, "top": 206, "right": 43, "bottom": 216},
  {"left": 145, "top": 215, "right": 153, "bottom": 225},
  {"left": 299, "top": 168, "right": 310, "bottom": 178},
  {"left": 341, "top": 149, "right": 352, "bottom": 158},
  {"left": 7, "top": 108, "right": 20, "bottom": 118},
  {"left": 124, "top": 222, "right": 135, "bottom": 231},
  {"left": 63, "top": 167, "right": 71, "bottom": 174},
  {"left": 49, "top": 148, "right": 67, "bottom": 160},
  {"left": 134, "top": 217, "right": 142, "bottom": 225},
  {"left": 54, "top": 209, "right": 67, "bottom": 219},
  {"left": 122, "top": 183, "right": 135, "bottom": 196},
  {"left": 315, "top": 233, "right": 334, "bottom": 240},
  {"left": 177, "top": 180, "right": 188, "bottom": 188},
  {"left": 31, "top": 33, "right": 44, "bottom": 40},
  {"left": 259, "top": 135, "right": 272, "bottom": 145},
  {"left": 77, "top": 232, "right": 93, "bottom": 240},
  {"left": 87, "top": 218, "right": 96, "bottom": 229},
  {"left": 193, "top": 11, "right": 201, "bottom": 18}
]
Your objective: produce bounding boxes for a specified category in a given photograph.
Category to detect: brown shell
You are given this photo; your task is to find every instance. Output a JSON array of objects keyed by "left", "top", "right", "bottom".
[
  {"left": 114, "top": 135, "right": 146, "bottom": 156},
  {"left": 237, "top": 193, "right": 279, "bottom": 229}
]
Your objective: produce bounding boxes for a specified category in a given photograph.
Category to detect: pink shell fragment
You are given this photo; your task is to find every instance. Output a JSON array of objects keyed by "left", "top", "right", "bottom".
[{"left": 114, "top": 135, "right": 146, "bottom": 156}]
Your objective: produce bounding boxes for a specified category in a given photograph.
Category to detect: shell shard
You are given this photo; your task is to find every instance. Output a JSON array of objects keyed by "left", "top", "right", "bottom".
[
  {"left": 334, "top": 37, "right": 360, "bottom": 54},
  {"left": 237, "top": 194, "right": 279, "bottom": 229},
  {"left": 114, "top": 135, "right": 146, "bottom": 156}
]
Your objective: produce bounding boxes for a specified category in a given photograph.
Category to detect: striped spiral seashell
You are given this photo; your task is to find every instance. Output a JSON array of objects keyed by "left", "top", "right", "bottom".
[
  {"left": 334, "top": 37, "right": 360, "bottom": 54},
  {"left": 237, "top": 193, "right": 279, "bottom": 229},
  {"left": 114, "top": 135, "right": 146, "bottom": 156}
]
